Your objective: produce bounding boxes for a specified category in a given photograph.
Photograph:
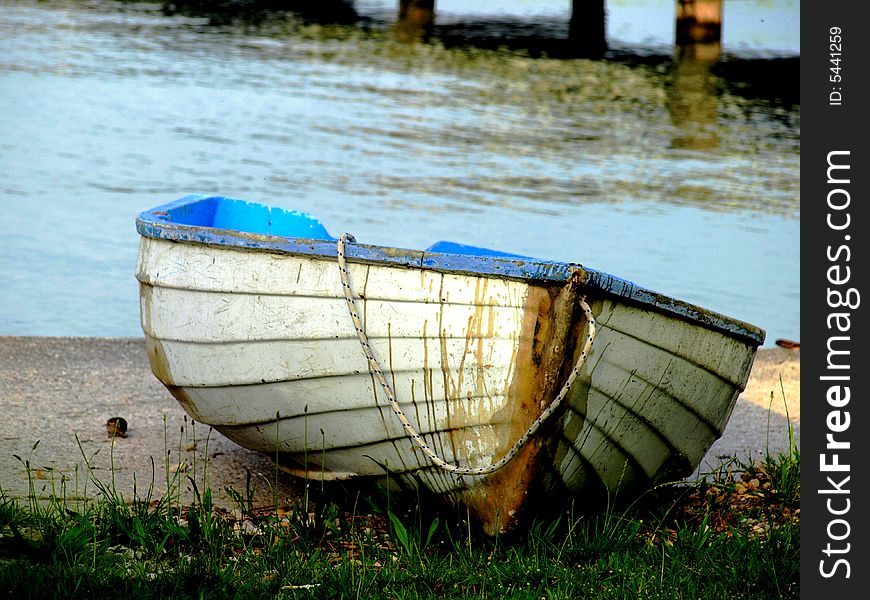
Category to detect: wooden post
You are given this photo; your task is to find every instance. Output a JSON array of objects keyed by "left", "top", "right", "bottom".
[
  {"left": 676, "top": 0, "right": 722, "bottom": 45},
  {"left": 667, "top": 42, "right": 721, "bottom": 149},
  {"left": 396, "top": 0, "right": 434, "bottom": 40},
  {"left": 569, "top": 0, "right": 607, "bottom": 56},
  {"left": 399, "top": 0, "right": 435, "bottom": 25}
]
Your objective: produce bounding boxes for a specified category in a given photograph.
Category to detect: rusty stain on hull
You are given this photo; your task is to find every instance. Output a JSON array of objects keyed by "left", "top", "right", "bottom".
[
  {"left": 136, "top": 203, "right": 764, "bottom": 537},
  {"left": 137, "top": 233, "right": 761, "bottom": 536},
  {"left": 440, "top": 277, "right": 501, "bottom": 469},
  {"left": 454, "top": 273, "right": 586, "bottom": 535},
  {"left": 145, "top": 336, "right": 172, "bottom": 386}
]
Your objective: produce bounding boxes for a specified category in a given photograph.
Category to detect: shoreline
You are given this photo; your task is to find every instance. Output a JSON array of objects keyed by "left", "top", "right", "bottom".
[{"left": 0, "top": 337, "right": 799, "bottom": 505}]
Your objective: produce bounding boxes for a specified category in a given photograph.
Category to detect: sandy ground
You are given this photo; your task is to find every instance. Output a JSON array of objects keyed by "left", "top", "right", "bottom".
[
  {"left": 0, "top": 337, "right": 799, "bottom": 508},
  {"left": 699, "top": 346, "right": 800, "bottom": 473},
  {"left": 0, "top": 337, "right": 304, "bottom": 511}
]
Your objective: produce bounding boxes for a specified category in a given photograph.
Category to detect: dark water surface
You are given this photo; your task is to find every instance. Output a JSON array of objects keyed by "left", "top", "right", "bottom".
[{"left": 0, "top": 0, "right": 799, "bottom": 344}]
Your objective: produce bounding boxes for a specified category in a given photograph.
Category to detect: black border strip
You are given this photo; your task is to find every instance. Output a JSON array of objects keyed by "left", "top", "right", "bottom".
[{"left": 802, "top": 2, "right": 869, "bottom": 596}]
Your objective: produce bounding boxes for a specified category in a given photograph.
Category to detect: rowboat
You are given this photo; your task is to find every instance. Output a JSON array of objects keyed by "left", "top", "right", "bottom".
[{"left": 136, "top": 194, "right": 765, "bottom": 534}]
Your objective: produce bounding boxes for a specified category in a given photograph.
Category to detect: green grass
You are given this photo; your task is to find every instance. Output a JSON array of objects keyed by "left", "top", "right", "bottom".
[{"left": 0, "top": 420, "right": 799, "bottom": 599}]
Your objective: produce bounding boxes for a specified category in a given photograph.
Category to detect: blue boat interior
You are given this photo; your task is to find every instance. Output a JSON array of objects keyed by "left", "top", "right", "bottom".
[
  {"left": 155, "top": 196, "right": 336, "bottom": 241},
  {"left": 424, "top": 241, "right": 532, "bottom": 260},
  {"left": 149, "top": 195, "right": 526, "bottom": 259}
]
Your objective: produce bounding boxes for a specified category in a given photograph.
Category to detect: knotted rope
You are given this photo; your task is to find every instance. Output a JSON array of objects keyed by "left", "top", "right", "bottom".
[{"left": 337, "top": 233, "right": 596, "bottom": 476}]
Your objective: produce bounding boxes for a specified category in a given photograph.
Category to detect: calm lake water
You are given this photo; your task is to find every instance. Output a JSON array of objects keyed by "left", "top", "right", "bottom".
[{"left": 0, "top": 0, "right": 799, "bottom": 345}]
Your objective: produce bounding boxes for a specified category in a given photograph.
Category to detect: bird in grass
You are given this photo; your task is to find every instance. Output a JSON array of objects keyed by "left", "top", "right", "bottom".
[{"left": 106, "top": 416, "right": 128, "bottom": 438}]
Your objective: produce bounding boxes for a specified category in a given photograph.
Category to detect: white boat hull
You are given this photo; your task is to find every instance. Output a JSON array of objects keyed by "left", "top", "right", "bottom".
[{"left": 137, "top": 234, "right": 757, "bottom": 533}]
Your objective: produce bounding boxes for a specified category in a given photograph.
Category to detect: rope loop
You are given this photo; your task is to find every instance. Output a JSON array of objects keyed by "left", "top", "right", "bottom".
[{"left": 336, "top": 233, "right": 596, "bottom": 476}]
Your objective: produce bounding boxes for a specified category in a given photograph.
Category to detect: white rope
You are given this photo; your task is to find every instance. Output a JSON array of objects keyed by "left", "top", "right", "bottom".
[{"left": 337, "top": 233, "right": 596, "bottom": 477}]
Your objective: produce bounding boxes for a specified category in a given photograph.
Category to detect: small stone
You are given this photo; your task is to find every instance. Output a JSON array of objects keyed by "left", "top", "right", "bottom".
[
  {"left": 106, "top": 416, "right": 128, "bottom": 438},
  {"left": 233, "top": 519, "right": 262, "bottom": 536}
]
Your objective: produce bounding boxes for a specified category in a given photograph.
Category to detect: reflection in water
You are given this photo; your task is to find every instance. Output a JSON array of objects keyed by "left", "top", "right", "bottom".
[
  {"left": 0, "top": 0, "right": 799, "bottom": 343},
  {"left": 398, "top": 0, "right": 434, "bottom": 25},
  {"left": 161, "top": 0, "right": 361, "bottom": 25},
  {"left": 668, "top": 42, "right": 722, "bottom": 150},
  {"left": 395, "top": 0, "right": 434, "bottom": 42}
]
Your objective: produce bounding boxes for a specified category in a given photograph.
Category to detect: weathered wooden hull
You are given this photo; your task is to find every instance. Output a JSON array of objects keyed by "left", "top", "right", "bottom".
[{"left": 136, "top": 195, "right": 764, "bottom": 534}]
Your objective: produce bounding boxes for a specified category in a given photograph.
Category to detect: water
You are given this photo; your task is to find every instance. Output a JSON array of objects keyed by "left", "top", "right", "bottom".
[{"left": 0, "top": 0, "right": 799, "bottom": 345}]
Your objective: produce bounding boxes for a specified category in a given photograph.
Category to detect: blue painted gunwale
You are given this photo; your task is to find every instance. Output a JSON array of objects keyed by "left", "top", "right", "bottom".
[{"left": 136, "top": 195, "right": 765, "bottom": 346}]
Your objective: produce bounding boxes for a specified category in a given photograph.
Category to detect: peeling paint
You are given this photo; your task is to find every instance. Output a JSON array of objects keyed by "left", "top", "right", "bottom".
[
  {"left": 136, "top": 201, "right": 763, "bottom": 535},
  {"left": 454, "top": 276, "right": 586, "bottom": 535}
]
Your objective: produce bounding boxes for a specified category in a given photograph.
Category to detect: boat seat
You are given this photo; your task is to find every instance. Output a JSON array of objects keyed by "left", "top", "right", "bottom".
[{"left": 426, "top": 240, "right": 533, "bottom": 260}]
